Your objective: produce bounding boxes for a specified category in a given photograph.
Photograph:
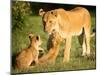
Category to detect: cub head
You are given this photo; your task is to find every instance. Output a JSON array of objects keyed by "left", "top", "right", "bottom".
[
  {"left": 39, "top": 9, "right": 59, "bottom": 35},
  {"left": 29, "top": 33, "right": 42, "bottom": 47}
]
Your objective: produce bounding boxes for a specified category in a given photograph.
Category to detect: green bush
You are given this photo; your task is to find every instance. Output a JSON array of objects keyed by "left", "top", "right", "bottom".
[{"left": 12, "top": 1, "right": 32, "bottom": 30}]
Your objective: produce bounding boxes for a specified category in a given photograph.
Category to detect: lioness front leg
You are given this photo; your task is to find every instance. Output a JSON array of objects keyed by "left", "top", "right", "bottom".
[{"left": 63, "top": 36, "right": 72, "bottom": 63}]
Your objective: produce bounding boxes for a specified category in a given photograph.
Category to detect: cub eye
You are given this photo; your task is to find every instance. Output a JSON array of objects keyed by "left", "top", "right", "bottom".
[{"left": 36, "top": 36, "right": 39, "bottom": 40}]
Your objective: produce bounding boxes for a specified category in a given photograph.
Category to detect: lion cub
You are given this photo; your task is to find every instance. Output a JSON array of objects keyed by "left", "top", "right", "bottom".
[{"left": 16, "top": 33, "right": 44, "bottom": 69}]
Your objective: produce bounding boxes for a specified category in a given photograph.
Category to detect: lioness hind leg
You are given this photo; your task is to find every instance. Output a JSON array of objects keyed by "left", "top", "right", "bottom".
[
  {"left": 78, "top": 31, "right": 87, "bottom": 56},
  {"left": 82, "top": 36, "right": 87, "bottom": 56},
  {"left": 85, "top": 33, "right": 90, "bottom": 56},
  {"left": 84, "top": 12, "right": 91, "bottom": 56},
  {"left": 63, "top": 36, "right": 72, "bottom": 63},
  {"left": 84, "top": 26, "right": 91, "bottom": 56}
]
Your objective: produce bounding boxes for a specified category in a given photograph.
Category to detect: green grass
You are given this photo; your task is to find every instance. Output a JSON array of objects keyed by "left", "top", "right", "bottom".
[{"left": 11, "top": 15, "right": 96, "bottom": 74}]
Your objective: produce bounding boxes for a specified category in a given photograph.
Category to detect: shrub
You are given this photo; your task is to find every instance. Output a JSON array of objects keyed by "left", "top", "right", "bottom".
[{"left": 12, "top": 1, "right": 32, "bottom": 30}]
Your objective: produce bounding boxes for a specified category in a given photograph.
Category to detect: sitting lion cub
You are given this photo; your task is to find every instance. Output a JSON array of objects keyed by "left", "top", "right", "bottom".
[{"left": 16, "top": 33, "right": 44, "bottom": 69}]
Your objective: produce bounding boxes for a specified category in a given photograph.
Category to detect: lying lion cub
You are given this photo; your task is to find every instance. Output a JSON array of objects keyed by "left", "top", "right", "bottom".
[
  {"left": 39, "top": 31, "right": 62, "bottom": 64},
  {"left": 16, "top": 33, "right": 44, "bottom": 69}
]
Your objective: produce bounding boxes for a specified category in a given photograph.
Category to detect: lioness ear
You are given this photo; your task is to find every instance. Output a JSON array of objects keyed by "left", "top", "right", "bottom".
[
  {"left": 39, "top": 8, "right": 45, "bottom": 16},
  {"left": 51, "top": 10, "right": 57, "bottom": 17}
]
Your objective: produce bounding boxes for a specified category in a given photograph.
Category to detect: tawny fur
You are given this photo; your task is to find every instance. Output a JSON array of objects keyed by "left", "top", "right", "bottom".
[
  {"left": 39, "top": 7, "right": 93, "bottom": 63},
  {"left": 16, "top": 33, "right": 44, "bottom": 69},
  {"left": 39, "top": 31, "right": 62, "bottom": 64}
]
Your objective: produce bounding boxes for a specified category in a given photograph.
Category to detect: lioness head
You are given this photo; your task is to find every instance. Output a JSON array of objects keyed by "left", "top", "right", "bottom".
[
  {"left": 29, "top": 33, "right": 42, "bottom": 47},
  {"left": 39, "top": 9, "right": 59, "bottom": 35}
]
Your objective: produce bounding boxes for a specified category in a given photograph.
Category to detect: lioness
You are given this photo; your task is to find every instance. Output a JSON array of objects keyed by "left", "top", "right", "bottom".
[
  {"left": 16, "top": 33, "right": 44, "bottom": 69},
  {"left": 39, "top": 7, "right": 92, "bottom": 63}
]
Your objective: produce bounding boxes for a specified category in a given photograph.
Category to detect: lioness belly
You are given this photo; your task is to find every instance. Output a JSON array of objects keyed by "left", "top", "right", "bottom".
[
  {"left": 58, "top": 27, "right": 83, "bottom": 38},
  {"left": 71, "top": 28, "right": 83, "bottom": 36}
]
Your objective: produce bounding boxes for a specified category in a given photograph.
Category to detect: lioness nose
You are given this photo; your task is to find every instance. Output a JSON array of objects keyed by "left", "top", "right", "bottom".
[{"left": 52, "top": 29, "right": 55, "bottom": 32}]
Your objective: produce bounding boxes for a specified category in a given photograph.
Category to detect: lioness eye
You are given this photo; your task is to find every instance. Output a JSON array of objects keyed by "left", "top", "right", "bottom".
[{"left": 49, "top": 21, "right": 52, "bottom": 23}]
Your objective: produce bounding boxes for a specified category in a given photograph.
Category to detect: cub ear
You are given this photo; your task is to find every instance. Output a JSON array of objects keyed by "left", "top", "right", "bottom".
[
  {"left": 51, "top": 10, "right": 57, "bottom": 17},
  {"left": 39, "top": 8, "right": 45, "bottom": 16},
  {"left": 28, "top": 33, "right": 34, "bottom": 39}
]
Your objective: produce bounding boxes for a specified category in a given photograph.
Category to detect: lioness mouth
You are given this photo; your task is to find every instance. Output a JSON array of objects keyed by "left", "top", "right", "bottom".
[{"left": 48, "top": 29, "right": 55, "bottom": 35}]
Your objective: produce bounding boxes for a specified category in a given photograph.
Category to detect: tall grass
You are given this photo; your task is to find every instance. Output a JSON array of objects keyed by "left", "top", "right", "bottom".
[{"left": 11, "top": 15, "right": 96, "bottom": 74}]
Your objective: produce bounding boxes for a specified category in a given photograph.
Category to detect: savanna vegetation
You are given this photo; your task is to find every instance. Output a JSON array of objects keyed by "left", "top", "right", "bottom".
[{"left": 11, "top": 1, "right": 96, "bottom": 74}]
